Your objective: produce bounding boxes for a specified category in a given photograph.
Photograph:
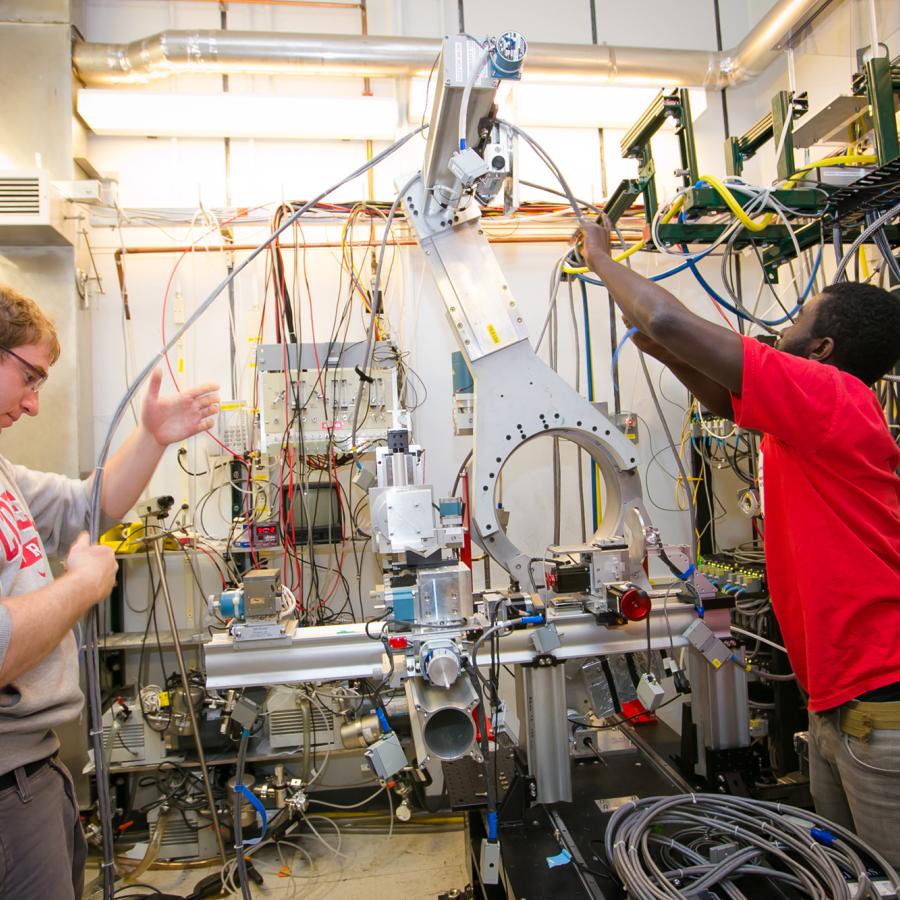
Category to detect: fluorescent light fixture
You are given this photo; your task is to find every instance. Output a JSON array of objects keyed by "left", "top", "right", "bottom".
[
  {"left": 409, "top": 79, "right": 707, "bottom": 130},
  {"left": 77, "top": 90, "right": 400, "bottom": 140}
]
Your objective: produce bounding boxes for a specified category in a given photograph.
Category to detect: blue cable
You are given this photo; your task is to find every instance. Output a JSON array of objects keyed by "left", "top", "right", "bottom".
[
  {"left": 234, "top": 784, "right": 268, "bottom": 845},
  {"left": 680, "top": 211, "right": 823, "bottom": 327},
  {"left": 575, "top": 241, "right": 719, "bottom": 289},
  {"left": 611, "top": 326, "right": 639, "bottom": 402},
  {"left": 612, "top": 326, "right": 638, "bottom": 373},
  {"left": 234, "top": 729, "right": 268, "bottom": 847}
]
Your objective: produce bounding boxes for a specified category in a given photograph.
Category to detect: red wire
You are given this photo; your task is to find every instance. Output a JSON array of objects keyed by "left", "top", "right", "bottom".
[
  {"left": 705, "top": 292, "right": 740, "bottom": 333},
  {"left": 192, "top": 544, "right": 227, "bottom": 587},
  {"left": 159, "top": 203, "right": 272, "bottom": 459}
]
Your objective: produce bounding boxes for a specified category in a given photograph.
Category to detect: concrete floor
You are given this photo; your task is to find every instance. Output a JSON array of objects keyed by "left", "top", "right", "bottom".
[{"left": 85, "top": 827, "right": 470, "bottom": 899}]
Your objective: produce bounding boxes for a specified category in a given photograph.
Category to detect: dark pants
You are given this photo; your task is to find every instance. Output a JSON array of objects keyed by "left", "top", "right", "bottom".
[{"left": 0, "top": 757, "right": 87, "bottom": 899}]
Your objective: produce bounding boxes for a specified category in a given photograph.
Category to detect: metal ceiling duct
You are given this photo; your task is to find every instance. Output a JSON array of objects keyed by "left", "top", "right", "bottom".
[{"left": 72, "top": 0, "right": 836, "bottom": 90}]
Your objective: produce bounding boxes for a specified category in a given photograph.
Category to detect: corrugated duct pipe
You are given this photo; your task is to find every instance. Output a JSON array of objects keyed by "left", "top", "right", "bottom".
[{"left": 72, "top": 0, "right": 837, "bottom": 89}]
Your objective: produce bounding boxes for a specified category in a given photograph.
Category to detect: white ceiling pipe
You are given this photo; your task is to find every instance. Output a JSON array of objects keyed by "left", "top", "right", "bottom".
[{"left": 72, "top": 0, "right": 838, "bottom": 90}]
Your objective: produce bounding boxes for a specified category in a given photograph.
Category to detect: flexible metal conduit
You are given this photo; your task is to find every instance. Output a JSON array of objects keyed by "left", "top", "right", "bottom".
[{"left": 73, "top": 0, "right": 836, "bottom": 89}]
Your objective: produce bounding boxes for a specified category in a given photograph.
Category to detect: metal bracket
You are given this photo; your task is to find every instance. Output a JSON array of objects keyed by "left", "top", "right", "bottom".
[
  {"left": 724, "top": 91, "right": 808, "bottom": 178},
  {"left": 522, "top": 652, "right": 560, "bottom": 669},
  {"left": 401, "top": 175, "right": 649, "bottom": 581}
]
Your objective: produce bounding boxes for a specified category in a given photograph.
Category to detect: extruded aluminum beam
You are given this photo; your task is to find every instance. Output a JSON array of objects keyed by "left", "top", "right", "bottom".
[{"left": 204, "top": 603, "right": 697, "bottom": 689}]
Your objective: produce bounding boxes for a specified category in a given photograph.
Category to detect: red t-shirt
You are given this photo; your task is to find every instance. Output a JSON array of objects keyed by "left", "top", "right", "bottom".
[{"left": 730, "top": 336, "right": 900, "bottom": 711}]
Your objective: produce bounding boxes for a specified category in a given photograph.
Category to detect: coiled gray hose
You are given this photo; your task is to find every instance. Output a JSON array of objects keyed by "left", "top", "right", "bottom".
[
  {"left": 604, "top": 793, "right": 900, "bottom": 900},
  {"left": 832, "top": 200, "right": 900, "bottom": 283}
]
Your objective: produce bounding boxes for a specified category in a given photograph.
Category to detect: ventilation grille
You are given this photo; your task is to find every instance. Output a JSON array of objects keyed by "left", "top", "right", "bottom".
[
  {"left": 0, "top": 175, "right": 42, "bottom": 216},
  {"left": 268, "top": 705, "right": 333, "bottom": 744},
  {"left": 160, "top": 817, "right": 200, "bottom": 847},
  {"left": 103, "top": 722, "right": 145, "bottom": 757}
]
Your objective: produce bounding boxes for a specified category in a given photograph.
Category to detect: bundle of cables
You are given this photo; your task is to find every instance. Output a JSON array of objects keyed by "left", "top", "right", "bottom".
[{"left": 604, "top": 793, "right": 900, "bottom": 899}]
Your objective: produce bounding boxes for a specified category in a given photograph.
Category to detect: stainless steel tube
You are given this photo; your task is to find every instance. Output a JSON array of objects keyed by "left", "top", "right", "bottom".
[{"left": 149, "top": 538, "right": 228, "bottom": 865}]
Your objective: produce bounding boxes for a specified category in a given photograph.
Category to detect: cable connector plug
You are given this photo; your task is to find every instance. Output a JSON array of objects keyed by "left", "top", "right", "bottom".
[{"left": 810, "top": 827, "right": 837, "bottom": 846}]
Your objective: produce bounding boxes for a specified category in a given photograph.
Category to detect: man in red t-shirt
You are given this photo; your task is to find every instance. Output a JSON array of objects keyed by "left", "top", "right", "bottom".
[{"left": 580, "top": 216, "right": 900, "bottom": 866}]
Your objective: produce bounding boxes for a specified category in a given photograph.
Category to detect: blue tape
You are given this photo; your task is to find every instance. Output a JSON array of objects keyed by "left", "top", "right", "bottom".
[
  {"left": 519, "top": 614, "right": 544, "bottom": 625},
  {"left": 234, "top": 783, "right": 268, "bottom": 846},
  {"left": 459, "top": 138, "right": 466, "bottom": 151},
  {"left": 487, "top": 811, "right": 498, "bottom": 841},
  {"left": 811, "top": 827, "right": 837, "bottom": 846},
  {"left": 376, "top": 706, "right": 390, "bottom": 733},
  {"left": 546, "top": 848, "right": 572, "bottom": 868}
]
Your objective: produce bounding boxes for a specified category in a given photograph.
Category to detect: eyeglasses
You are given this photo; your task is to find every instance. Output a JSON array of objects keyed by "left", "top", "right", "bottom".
[{"left": 0, "top": 346, "right": 48, "bottom": 393}]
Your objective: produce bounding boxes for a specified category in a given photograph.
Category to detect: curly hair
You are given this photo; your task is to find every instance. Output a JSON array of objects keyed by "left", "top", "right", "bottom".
[
  {"left": 0, "top": 284, "right": 60, "bottom": 363},
  {"left": 812, "top": 282, "right": 900, "bottom": 386}
]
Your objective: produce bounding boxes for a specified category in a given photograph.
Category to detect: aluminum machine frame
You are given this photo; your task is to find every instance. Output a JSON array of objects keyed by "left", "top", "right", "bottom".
[{"left": 204, "top": 32, "right": 752, "bottom": 883}]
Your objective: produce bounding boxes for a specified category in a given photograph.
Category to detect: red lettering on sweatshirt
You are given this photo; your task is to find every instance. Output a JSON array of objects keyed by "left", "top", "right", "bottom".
[{"left": 0, "top": 490, "right": 47, "bottom": 574}]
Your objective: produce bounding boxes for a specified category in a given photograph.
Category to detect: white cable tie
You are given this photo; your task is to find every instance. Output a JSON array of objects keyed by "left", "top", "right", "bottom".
[{"left": 690, "top": 793, "right": 697, "bottom": 804}]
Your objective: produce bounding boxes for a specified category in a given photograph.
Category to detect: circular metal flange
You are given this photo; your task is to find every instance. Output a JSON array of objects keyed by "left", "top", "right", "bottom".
[{"left": 467, "top": 341, "right": 650, "bottom": 582}]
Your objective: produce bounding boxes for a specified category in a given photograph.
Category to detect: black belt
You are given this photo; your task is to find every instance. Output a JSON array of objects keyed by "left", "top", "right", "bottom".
[
  {"left": 857, "top": 679, "right": 900, "bottom": 703},
  {"left": 0, "top": 756, "right": 53, "bottom": 791}
]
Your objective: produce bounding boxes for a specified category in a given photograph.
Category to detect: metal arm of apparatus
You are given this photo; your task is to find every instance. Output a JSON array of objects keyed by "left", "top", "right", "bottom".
[{"left": 398, "top": 32, "right": 653, "bottom": 584}]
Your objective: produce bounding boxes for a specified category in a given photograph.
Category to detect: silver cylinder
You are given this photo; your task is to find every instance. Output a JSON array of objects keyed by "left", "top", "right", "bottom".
[
  {"left": 340, "top": 713, "right": 382, "bottom": 749},
  {"left": 226, "top": 774, "right": 258, "bottom": 827},
  {"left": 405, "top": 676, "right": 479, "bottom": 763},
  {"left": 171, "top": 685, "right": 205, "bottom": 736}
]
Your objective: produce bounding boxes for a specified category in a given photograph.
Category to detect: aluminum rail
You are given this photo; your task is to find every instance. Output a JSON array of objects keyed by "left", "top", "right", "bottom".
[
  {"left": 204, "top": 602, "right": 697, "bottom": 689},
  {"left": 73, "top": 0, "right": 836, "bottom": 89}
]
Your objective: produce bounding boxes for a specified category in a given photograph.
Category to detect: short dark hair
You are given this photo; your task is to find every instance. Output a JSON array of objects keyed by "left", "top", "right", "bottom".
[{"left": 812, "top": 282, "right": 900, "bottom": 385}]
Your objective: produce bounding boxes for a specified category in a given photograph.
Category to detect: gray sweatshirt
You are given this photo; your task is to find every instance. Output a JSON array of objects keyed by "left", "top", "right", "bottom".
[{"left": 0, "top": 456, "right": 94, "bottom": 775}]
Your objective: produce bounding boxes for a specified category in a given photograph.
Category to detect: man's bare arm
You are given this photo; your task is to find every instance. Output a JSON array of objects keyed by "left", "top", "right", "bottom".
[
  {"left": 581, "top": 219, "right": 744, "bottom": 396},
  {"left": 631, "top": 330, "right": 734, "bottom": 418}
]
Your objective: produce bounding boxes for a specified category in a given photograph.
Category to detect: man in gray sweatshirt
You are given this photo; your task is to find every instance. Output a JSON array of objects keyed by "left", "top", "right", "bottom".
[{"left": 0, "top": 284, "right": 219, "bottom": 899}]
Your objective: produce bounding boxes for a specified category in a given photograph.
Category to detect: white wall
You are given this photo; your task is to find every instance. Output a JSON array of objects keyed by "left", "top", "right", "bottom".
[
  {"left": 727, "top": 0, "right": 900, "bottom": 182},
  {"left": 77, "top": 0, "right": 889, "bottom": 604}
]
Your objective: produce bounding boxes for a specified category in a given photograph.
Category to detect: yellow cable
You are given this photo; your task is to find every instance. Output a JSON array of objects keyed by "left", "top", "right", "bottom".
[
  {"left": 785, "top": 154, "right": 876, "bottom": 184},
  {"left": 858, "top": 245, "right": 870, "bottom": 280},
  {"left": 341, "top": 205, "right": 384, "bottom": 339},
  {"left": 564, "top": 154, "right": 877, "bottom": 276},
  {"left": 563, "top": 195, "right": 684, "bottom": 275},
  {"left": 703, "top": 156, "right": 876, "bottom": 231}
]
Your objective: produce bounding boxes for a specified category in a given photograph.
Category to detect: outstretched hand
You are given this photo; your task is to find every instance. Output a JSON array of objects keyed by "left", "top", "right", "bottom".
[
  {"left": 576, "top": 213, "right": 614, "bottom": 270},
  {"left": 141, "top": 368, "right": 220, "bottom": 447}
]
